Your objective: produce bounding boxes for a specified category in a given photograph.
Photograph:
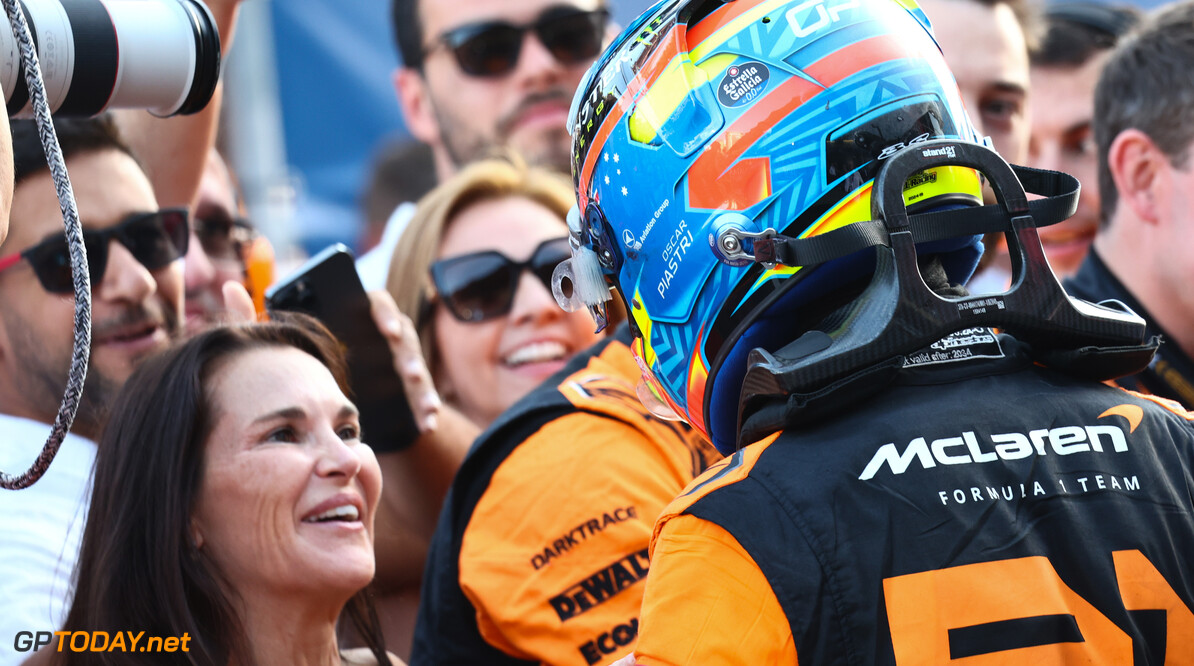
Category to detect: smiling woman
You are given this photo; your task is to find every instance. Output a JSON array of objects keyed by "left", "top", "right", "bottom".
[
  {"left": 48, "top": 315, "right": 400, "bottom": 665},
  {"left": 386, "top": 155, "right": 605, "bottom": 429}
]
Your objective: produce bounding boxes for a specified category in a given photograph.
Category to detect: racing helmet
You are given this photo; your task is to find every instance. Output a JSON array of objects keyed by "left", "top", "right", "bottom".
[{"left": 555, "top": 0, "right": 988, "bottom": 454}]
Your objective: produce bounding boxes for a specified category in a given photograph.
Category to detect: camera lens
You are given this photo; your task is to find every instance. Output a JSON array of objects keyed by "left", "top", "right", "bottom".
[{"left": 0, "top": 0, "right": 221, "bottom": 118}]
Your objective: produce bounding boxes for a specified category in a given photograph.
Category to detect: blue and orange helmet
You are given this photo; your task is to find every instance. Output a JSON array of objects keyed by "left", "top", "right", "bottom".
[{"left": 554, "top": 0, "right": 989, "bottom": 454}]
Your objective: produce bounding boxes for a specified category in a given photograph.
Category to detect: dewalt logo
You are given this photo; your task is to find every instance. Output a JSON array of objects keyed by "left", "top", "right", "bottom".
[{"left": 549, "top": 549, "right": 649, "bottom": 622}]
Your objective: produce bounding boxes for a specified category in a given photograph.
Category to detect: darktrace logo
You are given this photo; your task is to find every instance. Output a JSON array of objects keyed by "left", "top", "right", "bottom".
[
  {"left": 529, "top": 506, "right": 639, "bottom": 570},
  {"left": 717, "top": 62, "right": 769, "bottom": 107},
  {"left": 858, "top": 405, "right": 1142, "bottom": 480}
]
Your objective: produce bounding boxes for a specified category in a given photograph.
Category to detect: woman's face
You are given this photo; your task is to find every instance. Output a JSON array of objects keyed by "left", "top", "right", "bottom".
[
  {"left": 191, "top": 346, "right": 382, "bottom": 602},
  {"left": 433, "top": 196, "right": 602, "bottom": 427}
]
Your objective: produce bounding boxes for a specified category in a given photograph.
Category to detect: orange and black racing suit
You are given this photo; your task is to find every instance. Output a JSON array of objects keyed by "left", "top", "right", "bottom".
[
  {"left": 633, "top": 331, "right": 1194, "bottom": 665},
  {"left": 411, "top": 325, "right": 720, "bottom": 666}
]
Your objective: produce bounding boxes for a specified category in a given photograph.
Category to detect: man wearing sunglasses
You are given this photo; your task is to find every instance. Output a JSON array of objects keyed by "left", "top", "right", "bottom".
[
  {"left": 392, "top": 0, "right": 611, "bottom": 181},
  {"left": 0, "top": 0, "right": 250, "bottom": 658},
  {"left": 184, "top": 148, "right": 271, "bottom": 336},
  {"left": 0, "top": 117, "right": 186, "bottom": 439},
  {"left": 356, "top": 0, "right": 611, "bottom": 290},
  {"left": 0, "top": 116, "right": 186, "bottom": 662}
]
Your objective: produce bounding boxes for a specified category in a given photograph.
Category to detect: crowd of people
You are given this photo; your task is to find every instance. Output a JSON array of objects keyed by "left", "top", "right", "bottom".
[{"left": 2, "top": 0, "right": 1194, "bottom": 664}]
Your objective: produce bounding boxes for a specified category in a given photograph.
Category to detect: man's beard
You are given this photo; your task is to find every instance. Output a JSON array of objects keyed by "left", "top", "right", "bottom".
[
  {"left": 5, "top": 301, "right": 179, "bottom": 439},
  {"left": 431, "top": 89, "right": 575, "bottom": 175},
  {"left": 8, "top": 321, "right": 120, "bottom": 439}
]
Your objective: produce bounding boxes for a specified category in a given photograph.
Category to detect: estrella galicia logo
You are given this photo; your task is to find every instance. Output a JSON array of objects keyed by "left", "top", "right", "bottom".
[{"left": 717, "top": 62, "right": 769, "bottom": 107}]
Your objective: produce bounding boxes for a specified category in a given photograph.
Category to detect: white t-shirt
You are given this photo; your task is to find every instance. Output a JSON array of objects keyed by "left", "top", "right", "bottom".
[{"left": 0, "top": 415, "right": 95, "bottom": 666}]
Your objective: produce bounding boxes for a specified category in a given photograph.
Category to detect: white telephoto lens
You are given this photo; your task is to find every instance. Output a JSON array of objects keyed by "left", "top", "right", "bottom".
[{"left": 0, "top": 0, "right": 220, "bottom": 118}]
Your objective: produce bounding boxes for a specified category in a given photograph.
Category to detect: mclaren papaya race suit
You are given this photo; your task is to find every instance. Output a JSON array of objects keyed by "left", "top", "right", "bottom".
[
  {"left": 632, "top": 330, "right": 1194, "bottom": 665},
  {"left": 411, "top": 325, "right": 721, "bottom": 666}
]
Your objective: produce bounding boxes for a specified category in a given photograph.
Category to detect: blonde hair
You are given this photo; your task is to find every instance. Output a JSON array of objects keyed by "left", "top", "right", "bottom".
[{"left": 385, "top": 155, "right": 576, "bottom": 370}]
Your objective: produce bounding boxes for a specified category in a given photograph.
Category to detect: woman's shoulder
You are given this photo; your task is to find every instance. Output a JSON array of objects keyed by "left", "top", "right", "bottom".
[{"left": 340, "top": 647, "right": 406, "bottom": 665}]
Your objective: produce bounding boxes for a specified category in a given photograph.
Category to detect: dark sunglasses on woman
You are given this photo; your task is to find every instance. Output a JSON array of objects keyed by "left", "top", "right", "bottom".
[
  {"left": 0, "top": 208, "right": 190, "bottom": 294},
  {"left": 424, "top": 6, "right": 608, "bottom": 78},
  {"left": 430, "top": 236, "right": 571, "bottom": 323}
]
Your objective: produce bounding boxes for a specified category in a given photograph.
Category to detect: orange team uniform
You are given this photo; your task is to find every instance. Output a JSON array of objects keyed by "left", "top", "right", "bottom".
[
  {"left": 632, "top": 333, "right": 1194, "bottom": 665},
  {"left": 411, "top": 325, "right": 720, "bottom": 666}
]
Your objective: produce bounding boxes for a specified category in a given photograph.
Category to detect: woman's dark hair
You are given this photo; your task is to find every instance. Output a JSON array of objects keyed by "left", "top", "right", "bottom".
[{"left": 56, "top": 314, "right": 388, "bottom": 665}]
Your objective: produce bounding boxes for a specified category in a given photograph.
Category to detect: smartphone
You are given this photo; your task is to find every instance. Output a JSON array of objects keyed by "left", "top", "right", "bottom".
[{"left": 265, "top": 244, "right": 420, "bottom": 452}]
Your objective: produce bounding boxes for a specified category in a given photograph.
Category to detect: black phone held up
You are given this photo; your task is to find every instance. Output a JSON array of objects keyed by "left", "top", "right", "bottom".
[{"left": 265, "top": 244, "right": 420, "bottom": 453}]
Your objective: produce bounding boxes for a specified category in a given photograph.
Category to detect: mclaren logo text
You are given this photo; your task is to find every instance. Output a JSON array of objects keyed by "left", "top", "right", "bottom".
[{"left": 859, "top": 424, "right": 1129, "bottom": 480}]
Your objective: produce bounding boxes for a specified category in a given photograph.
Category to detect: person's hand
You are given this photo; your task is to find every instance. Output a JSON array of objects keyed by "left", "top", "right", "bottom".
[
  {"left": 222, "top": 280, "right": 257, "bottom": 323},
  {"left": 608, "top": 654, "right": 637, "bottom": 666},
  {"left": 368, "top": 289, "right": 442, "bottom": 433}
]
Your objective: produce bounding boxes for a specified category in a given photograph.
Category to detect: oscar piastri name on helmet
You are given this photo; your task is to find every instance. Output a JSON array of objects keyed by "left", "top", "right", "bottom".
[{"left": 657, "top": 220, "right": 693, "bottom": 300}]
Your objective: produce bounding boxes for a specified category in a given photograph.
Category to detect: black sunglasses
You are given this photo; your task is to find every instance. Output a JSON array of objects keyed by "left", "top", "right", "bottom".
[
  {"left": 426, "top": 6, "right": 608, "bottom": 78},
  {"left": 194, "top": 208, "right": 254, "bottom": 266},
  {"left": 430, "top": 237, "right": 571, "bottom": 323},
  {"left": 0, "top": 208, "right": 190, "bottom": 294}
]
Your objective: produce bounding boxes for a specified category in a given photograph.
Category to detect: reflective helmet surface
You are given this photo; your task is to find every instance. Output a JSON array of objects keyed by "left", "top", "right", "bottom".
[{"left": 565, "top": 0, "right": 986, "bottom": 453}]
